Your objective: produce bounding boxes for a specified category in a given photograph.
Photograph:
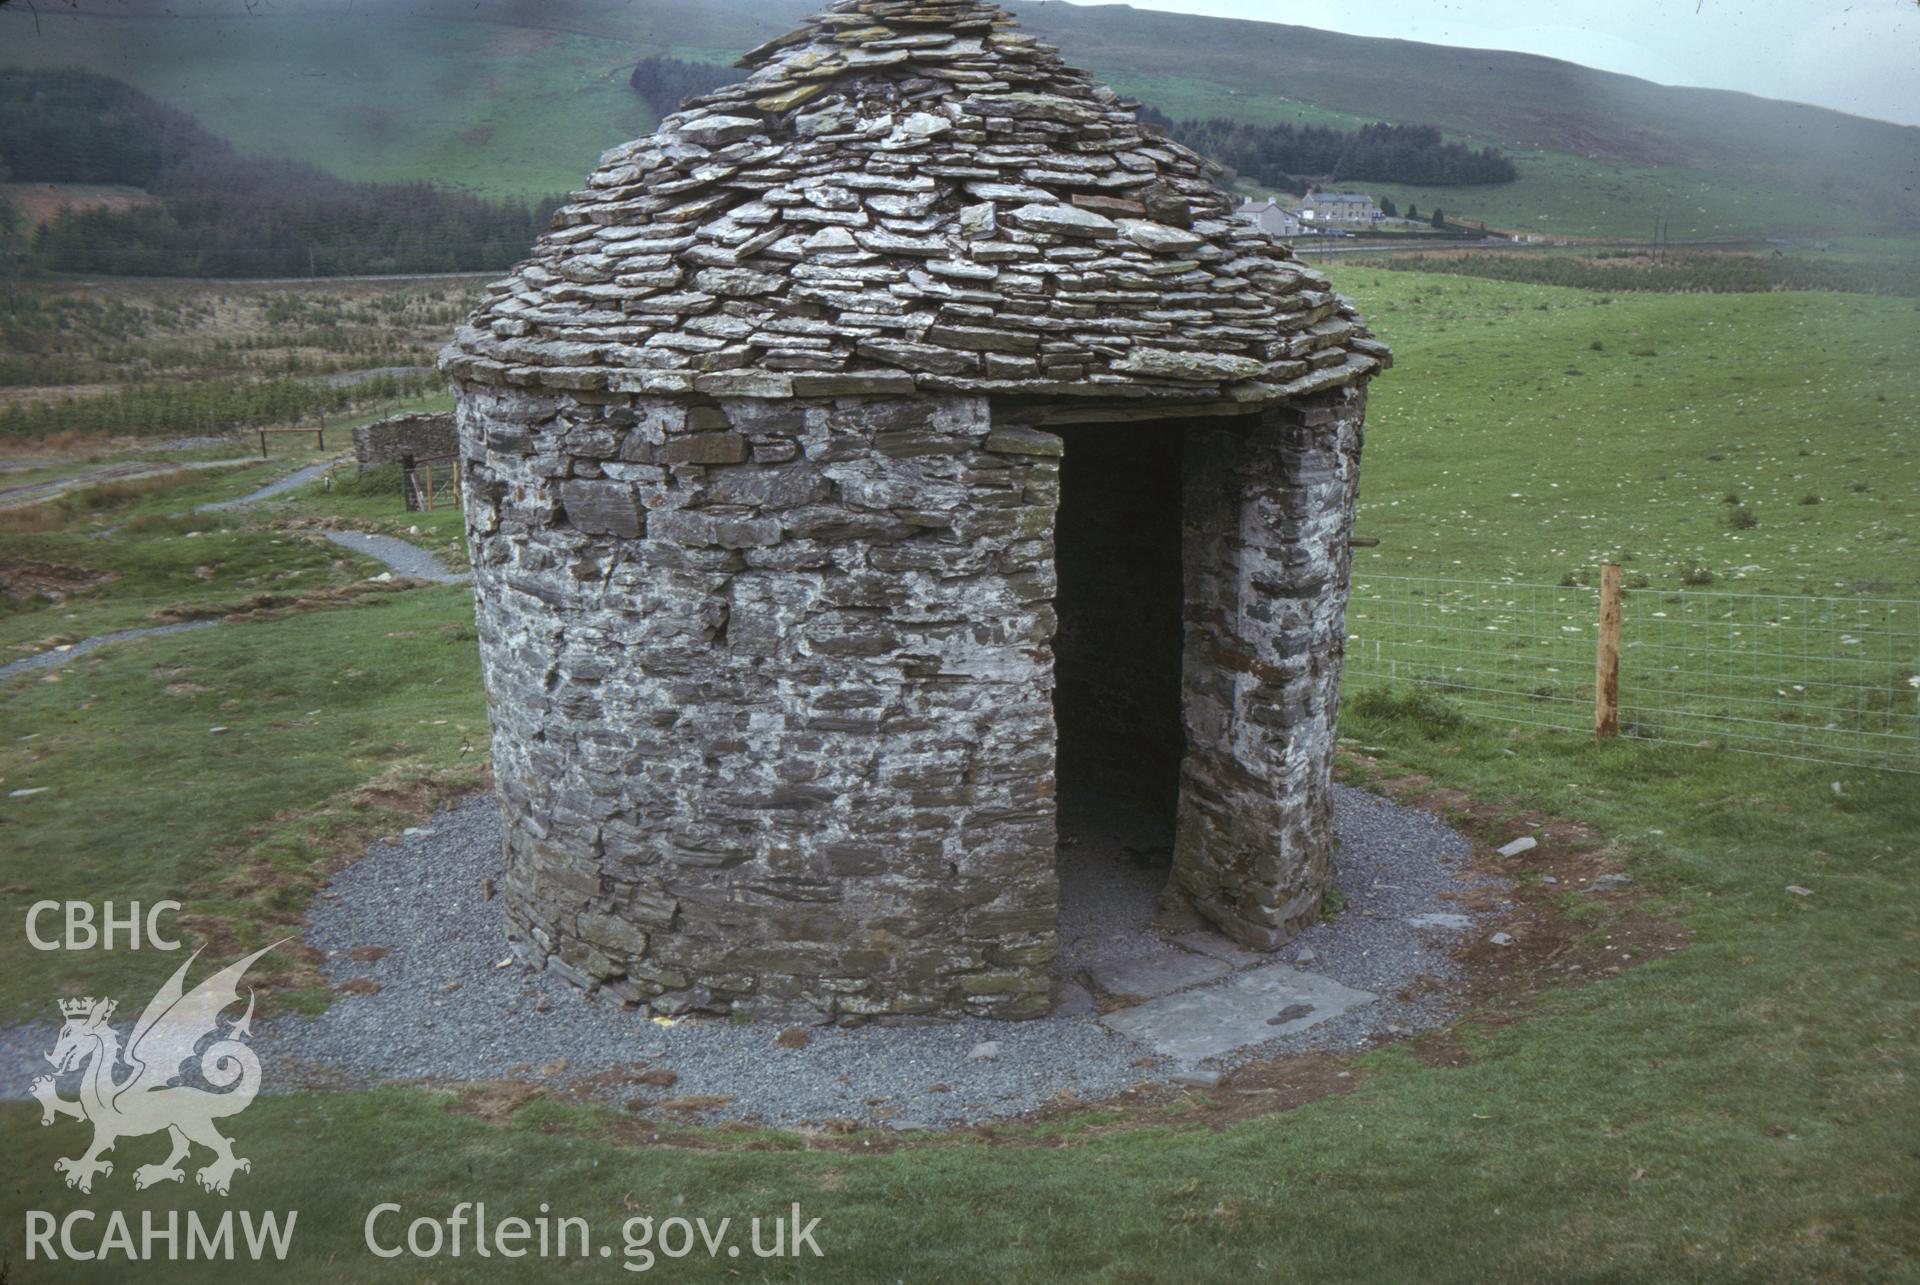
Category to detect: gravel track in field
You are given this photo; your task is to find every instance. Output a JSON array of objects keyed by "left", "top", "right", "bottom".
[{"left": 1, "top": 463, "right": 465, "bottom": 682}]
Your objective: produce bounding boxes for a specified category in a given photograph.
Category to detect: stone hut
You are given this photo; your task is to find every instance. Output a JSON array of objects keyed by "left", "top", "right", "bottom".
[
  {"left": 438, "top": 0, "right": 1390, "bottom": 1022},
  {"left": 352, "top": 411, "right": 458, "bottom": 473}
]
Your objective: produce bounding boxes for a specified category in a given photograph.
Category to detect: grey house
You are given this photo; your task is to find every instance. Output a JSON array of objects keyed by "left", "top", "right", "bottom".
[
  {"left": 439, "top": 0, "right": 1391, "bottom": 1023},
  {"left": 1301, "top": 190, "right": 1382, "bottom": 226}
]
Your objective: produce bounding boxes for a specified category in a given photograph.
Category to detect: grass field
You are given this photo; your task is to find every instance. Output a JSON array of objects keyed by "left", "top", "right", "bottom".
[
  {"left": 0, "top": 420, "right": 478, "bottom": 1017},
  {"left": 1327, "top": 272, "right": 1919, "bottom": 597},
  {"left": 1329, "top": 245, "right": 1920, "bottom": 298},
  {"left": 0, "top": 583, "right": 486, "bottom": 1017},
  {"left": 2, "top": 628, "right": 1913, "bottom": 1278},
  {"left": 1350, "top": 152, "right": 1868, "bottom": 241},
  {"left": 0, "top": 272, "right": 1915, "bottom": 1278}
]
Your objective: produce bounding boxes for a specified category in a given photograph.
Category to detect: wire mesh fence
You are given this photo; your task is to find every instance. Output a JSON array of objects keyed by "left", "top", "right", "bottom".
[
  {"left": 1342, "top": 572, "right": 1920, "bottom": 773},
  {"left": 401, "top": 455, "right": 461, "bottom": 512}
]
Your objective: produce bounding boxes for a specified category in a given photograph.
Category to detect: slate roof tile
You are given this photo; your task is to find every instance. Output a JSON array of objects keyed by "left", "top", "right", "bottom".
[{"left": 440, "top": 0, "right": 1389, "bottom": 401}]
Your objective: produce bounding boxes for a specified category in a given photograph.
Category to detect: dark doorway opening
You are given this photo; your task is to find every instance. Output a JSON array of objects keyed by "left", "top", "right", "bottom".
[{"left": 1051, "top": 420, "right": 1187, "bottom": 861}]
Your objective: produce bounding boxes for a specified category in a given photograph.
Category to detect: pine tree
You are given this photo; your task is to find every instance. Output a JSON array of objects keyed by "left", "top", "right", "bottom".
[{"left": 1431, "top": 207, "right": 1446, "bottom": 228}]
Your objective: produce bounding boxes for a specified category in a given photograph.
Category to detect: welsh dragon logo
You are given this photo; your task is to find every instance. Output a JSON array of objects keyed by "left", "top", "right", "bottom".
[{"left": 31, "top": 942, "right": 282, "bottom": 1196}]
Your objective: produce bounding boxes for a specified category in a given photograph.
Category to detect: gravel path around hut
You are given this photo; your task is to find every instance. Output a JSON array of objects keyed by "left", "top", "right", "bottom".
[
  {"left": 272, "top": 784, "right": 1500, "bottom": 1127},
  {"left": 0, "top": 784, "right": 1503, "bottom": 1128}
]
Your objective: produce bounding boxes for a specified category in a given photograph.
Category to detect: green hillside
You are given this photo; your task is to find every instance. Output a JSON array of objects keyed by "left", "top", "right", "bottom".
[
  {"left": 0, "top": 6, "right": 664, "bottom": 200},
  {"left": 2, "top": 0, "right": 1915, "bottom": 237},
  {"left": 1012, "top": 4, "right": 1920, "bottom": 238}
]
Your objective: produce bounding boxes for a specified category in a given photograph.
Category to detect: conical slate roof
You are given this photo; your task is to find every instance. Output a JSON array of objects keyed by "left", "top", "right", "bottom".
[{"left": 439, "top": 0, "right": 1390, "bottom": 403}]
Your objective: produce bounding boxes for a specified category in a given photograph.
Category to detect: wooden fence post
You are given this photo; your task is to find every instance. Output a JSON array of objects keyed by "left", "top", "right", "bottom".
[{"left": 1595, "top": 562, "right": 1622, "bottom": 739}]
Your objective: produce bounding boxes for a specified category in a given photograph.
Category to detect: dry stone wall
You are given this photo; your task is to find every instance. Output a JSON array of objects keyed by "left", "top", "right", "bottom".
[
  {"left": 461, "top": 386, "right": 1063, "bottom": 1020},
  {"left": 1171, "top": 387, "right": 1366, "bottom": 947},
  {"left": 353, "top": 412, "right": 458, "bottom": 471}
]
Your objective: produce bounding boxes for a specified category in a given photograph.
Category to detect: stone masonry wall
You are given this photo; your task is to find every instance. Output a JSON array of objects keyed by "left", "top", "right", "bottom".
[
  {"left": 457, "top": 387, "right": 1062, "bottom": 1021},
  {"left": 1170, "top": 386, "right": 1366, "bottom": 948},
  {"left": 354, "top": 412, "right": 459, "bottom": 472}
]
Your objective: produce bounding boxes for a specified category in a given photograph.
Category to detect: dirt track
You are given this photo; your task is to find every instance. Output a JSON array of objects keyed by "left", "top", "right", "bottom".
[{"left": 0, "top": 457, "right": 262, "bottom": 511}]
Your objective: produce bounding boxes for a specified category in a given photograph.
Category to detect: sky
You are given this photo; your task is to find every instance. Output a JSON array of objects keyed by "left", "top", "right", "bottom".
[{"left": 1060, "top": 0, "right": 1920, "bottom": 126}]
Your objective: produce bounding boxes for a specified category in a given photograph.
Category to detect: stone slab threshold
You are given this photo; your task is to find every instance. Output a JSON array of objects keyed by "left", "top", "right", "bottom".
[{"left": 1098, "top": 962, "right": 1379, "bottom": 1064}]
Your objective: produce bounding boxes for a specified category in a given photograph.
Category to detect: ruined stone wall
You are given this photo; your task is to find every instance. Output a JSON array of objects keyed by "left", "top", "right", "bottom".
[
  {"left": 1170, "top": 386, "right": 1366, "bottom": 948},
  {"left": 354, "top": 412, "right": 458, "bottom": 471},
  {"left": 456, "top": 387, "right": 1062, "bottom": 1021}
]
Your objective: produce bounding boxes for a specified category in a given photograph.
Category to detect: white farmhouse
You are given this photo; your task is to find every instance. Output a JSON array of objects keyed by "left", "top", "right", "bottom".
[{"left": 1235, "top": 197, "right": 1303, "bottom": 237}]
